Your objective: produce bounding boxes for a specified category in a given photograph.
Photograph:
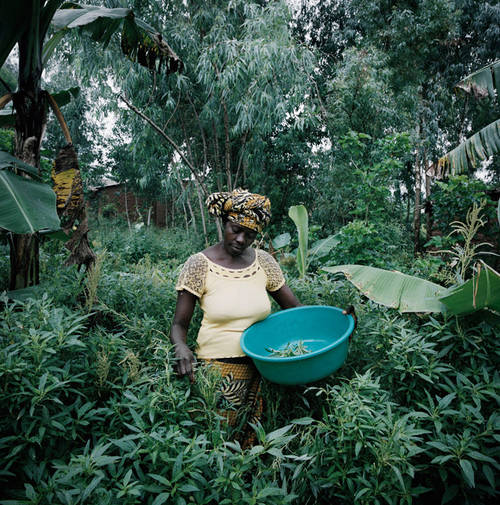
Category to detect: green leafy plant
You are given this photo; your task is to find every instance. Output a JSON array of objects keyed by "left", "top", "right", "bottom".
[
  {"left": 324, "top": 201, "right": 500, "bottom": 316},
  {"left": 288, "top": 204, "right": 309, "bottom": 277},
  {"left": 435, "top": 200, "right": 496, "bottom": 285}
]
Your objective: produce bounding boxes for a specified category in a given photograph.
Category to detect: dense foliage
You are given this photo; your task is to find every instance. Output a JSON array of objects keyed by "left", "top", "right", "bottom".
[
  {"left": 1, "top": 0, "right": 499, "bottom": 503},
  {"left": 1, "top": 220, "right": 499, "bottom": 504}
]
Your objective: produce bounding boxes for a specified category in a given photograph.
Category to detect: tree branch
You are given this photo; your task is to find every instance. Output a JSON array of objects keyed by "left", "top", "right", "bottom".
[
  {"left": 186, "top": 91, "right": 208, "bottom": 174},
  {"left": 221, "top": 98, "right": 232, "bottom": 191},
  {"left": 233, "top": 130, "right": 248, "bottom": 189},
  {"left": 119, "top": 94, "right": 208, "bottom": 196},
  {"left": 0, "top": 93, "right": 13, "bottom": 111}
]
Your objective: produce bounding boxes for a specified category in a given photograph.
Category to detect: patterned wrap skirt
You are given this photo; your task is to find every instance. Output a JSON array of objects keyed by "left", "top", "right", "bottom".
[{"left": 203, "top": 357, "right": 263, "bottom": 448}]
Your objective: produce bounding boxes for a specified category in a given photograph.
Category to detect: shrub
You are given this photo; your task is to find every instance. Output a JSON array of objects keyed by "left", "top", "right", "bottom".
[{"left": 325, "top": 220, "right": 412, "bottom": 269}]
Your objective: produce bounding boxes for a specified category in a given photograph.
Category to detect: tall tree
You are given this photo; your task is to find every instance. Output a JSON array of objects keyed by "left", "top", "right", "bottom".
[
  {"left": 0, "top": 0, "right": 181, "bottom": 289},
  {"left": 109, "top": 0, "right": 316, "bottom": 206}
]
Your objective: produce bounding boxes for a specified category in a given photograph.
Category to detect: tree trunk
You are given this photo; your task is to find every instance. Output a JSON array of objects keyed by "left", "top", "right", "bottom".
[
  {"left": 424, "top": 154, "right": 432, "bottom": 245},
  {"left": 413, "top": 143, "right": 422, "bottom": 254},
  {"left": 9, "top": 234, "right": 39, "bottom": 290},
  {"left": 134, "top": 194, "right": 144, "bottom": 223},
  {"left": 165, "top": 197, "right": 168, "bottom": 230},
  {"left": 222, "top": 100, "right": 232, "bottom": 191},
  {"left": 171, "top": 194, "right": 175, "bottom": 227},
  {"left": 124, "top": 183, "right": 131, "bottom": 231},
  {"left": 9, "top": 26, "right": 45, "bottom": 289},
  {"left": 185, "top": 188, "right": 196, "bottom": 231},
  {"left": 196, "top": 182, "right": 208, "bottom": 246},
  {"left": 182, "top": 200, "right": 189, "bottom": 230}
]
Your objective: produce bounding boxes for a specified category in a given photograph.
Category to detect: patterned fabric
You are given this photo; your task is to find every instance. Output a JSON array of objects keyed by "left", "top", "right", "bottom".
[
  {"left": 204, "top": 358, "right": 263, "bottom": 448},
  {"left": 175, "top": 249, "right": 285, "bottom": 299},
  {"left": 175, "top": 253, "right": 208, "bottom": 298},
  {"left": 257, "top": 250, "right": 286, "bottom": 292},
  {"left": 206, "top": 188, "right": 271, "bottom": 232}
]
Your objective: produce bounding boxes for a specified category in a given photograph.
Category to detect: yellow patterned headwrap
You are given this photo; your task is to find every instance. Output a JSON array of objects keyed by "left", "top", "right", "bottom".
[{"left": 206, "top": 188, "right": 271, "bottom": 233}]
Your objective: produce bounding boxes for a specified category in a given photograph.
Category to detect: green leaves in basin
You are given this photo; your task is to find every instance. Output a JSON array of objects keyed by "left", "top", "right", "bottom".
[
  {"left": 323, "top": 264, "right": 447, "bottom": 313},
  {"left": 439, "top": 262, "right": 500, "bottom": 315},
  {"left": 288, "top": 205, "right": 308, "bottom": 277}
]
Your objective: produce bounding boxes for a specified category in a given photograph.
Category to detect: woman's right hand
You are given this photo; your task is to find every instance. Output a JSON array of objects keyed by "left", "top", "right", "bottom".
[{"left": 174, "top": 343, "right": 195, "bottom": 383}]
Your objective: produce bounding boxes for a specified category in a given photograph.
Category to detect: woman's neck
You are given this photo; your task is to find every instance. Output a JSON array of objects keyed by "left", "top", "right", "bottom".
[{"left": 203, "top": 243, "right": 255, "bottom": 269}]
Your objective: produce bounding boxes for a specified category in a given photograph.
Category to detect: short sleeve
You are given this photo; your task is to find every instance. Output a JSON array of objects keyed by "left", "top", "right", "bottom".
[
  {"left": 175, "top": 253, "right": 208, "bottom": 298},
  {"left": 257, "top": 250, "right": 286, "bottom": 292}
]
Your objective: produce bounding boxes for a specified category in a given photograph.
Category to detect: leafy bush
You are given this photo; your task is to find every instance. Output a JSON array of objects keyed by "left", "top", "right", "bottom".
[
  {"left": 431, "top": 175, "right": 497, "bottom": 238},
  {"left": 90, "top": 220, "right": 205, "bottom": 265},
  {"left": 1, "top": 222, "right": 499, "bottom": 505},
  {"left": 325, "top": 220, "right": 412, "bottom": 269}
]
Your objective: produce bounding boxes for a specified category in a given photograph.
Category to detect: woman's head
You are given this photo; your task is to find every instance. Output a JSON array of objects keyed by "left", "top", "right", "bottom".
[{"left": 206, "top": 188, "right": 271, "bottom": 233}]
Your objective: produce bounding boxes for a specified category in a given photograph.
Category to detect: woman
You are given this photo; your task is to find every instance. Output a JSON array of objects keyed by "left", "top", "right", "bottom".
[{"left": 171, "top": 189, "right": 353, "bottom": 446}]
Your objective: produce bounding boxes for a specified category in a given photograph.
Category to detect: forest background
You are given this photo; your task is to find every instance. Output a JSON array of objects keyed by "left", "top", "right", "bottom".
[{"left": 0, "top": 0, "right": 499, "bottom": 504}]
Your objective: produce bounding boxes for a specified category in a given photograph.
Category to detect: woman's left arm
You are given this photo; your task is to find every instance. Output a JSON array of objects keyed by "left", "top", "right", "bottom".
[{"left": 269, "top": 284, "right": 302, "bottom": 309}]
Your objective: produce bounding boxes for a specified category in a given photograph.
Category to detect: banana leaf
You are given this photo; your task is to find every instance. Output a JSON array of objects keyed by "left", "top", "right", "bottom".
[
  {"left": 0, "top": 0, "right": 33, "bottom": 69},
  {"left": 455, "top": 60, "right": 500, "bottom": 99},
  {"left": 438, "top": 262, "right": 500, "bottom": 315},
  {"left": 323, "top": 264, "right": 448, "bottom": 313},
  {"left": 52, "top": 4, "right": 182, "bottom": 73},
  {"left": 272, "top": 232, "right": 291, "bottom": 249},
  {"left": 289, "top": 205, "right": 308, "bottom": 277},
  {"left": 50, "top": 86, "right": 80, "bottom": 108},
  {"left": 432, "top": 119, "right": 500, "bottom": 177},
  {"left": 309, "top": 234, "right": 340, "bottom": 260},
  {"left": 429, "top": 60, "right": 500, "bottom": 178},
  {"left": 0, "top": 169, "right": 60, "bottom": 234},
  {"left": 0, "top": 150, "right": 41, "bottom": 179}
]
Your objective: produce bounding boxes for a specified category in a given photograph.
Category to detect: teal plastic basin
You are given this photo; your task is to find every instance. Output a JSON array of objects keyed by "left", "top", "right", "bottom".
[{"left": 240, "top": 305, "right": 355, "bottom": 385}]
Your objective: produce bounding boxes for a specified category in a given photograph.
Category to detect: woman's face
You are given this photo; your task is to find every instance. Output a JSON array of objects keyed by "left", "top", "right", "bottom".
[{"left": 223, "top": 221, "right": 257, "bottom": 256}]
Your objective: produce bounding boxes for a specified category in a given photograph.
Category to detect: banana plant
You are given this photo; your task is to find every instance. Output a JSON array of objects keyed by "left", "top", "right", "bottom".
[
  {"left": 0, "top": 0, "right": 182, "bottom": 289},
  {"left": 0, "top": 151, "right": 60, "bottom": 234},
  {"left": 286, "top": 205, "right": 339, "bottom": 277},
  {"left": 288, "top": 205, "right": 308, "bottom": 277},
  {"left": 430, "top": 60, "right": 500, "bottom": 178},
  {"left": 323, "top": 262, "right": 500, "bottom": 316}
]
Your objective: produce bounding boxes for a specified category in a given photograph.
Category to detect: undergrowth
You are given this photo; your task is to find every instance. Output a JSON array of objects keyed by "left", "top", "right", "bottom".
[{"left": 0, "top": 223, "right": 498, "bottom": 504}]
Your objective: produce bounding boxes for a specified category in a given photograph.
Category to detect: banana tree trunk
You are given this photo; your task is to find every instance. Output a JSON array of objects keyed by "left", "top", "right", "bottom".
[{"left": 9, "top": 29, "right": 46, "bottom": 289}]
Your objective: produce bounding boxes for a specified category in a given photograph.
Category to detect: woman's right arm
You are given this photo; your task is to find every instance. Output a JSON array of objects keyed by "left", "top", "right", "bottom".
[{"left": 170, "top": 290, "right": 198, "bottom": 382}]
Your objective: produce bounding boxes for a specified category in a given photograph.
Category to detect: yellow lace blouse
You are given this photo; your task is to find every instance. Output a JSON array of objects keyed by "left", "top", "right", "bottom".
[{"left": 175, "top": 249, "right": 285, "bottom": 358}]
